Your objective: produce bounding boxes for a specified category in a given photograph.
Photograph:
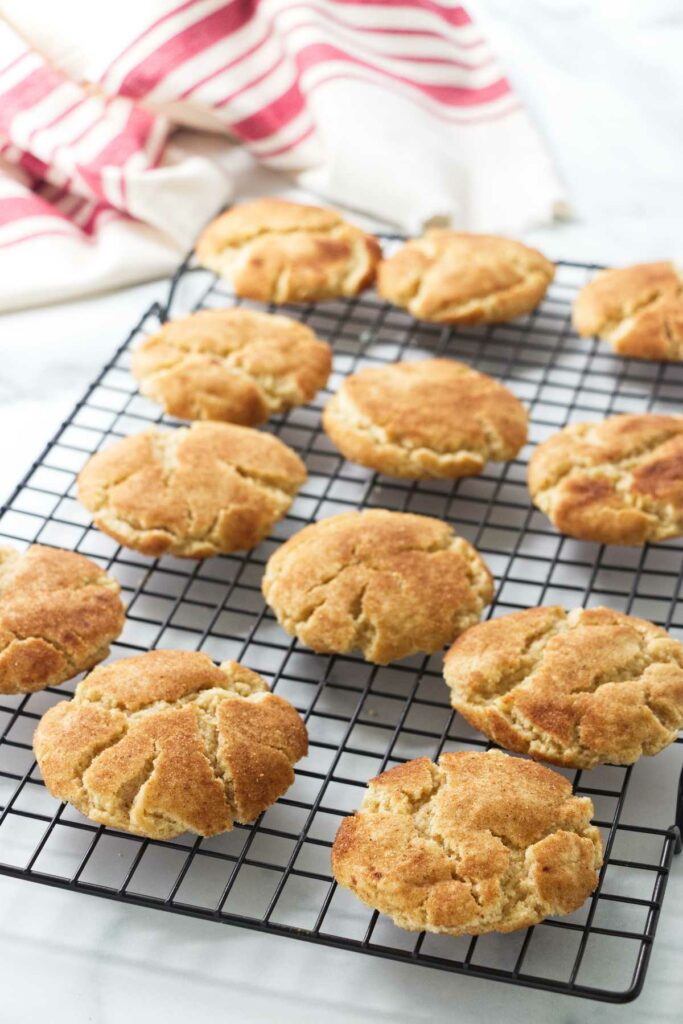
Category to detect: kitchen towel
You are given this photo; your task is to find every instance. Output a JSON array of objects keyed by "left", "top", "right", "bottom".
[{"left": 0, "top": 0, "right": 564, "bottom": 311}]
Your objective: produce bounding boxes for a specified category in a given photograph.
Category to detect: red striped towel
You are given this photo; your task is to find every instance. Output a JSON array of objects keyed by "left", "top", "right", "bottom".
[{"left": 0, "top": 1, "right": 564, "bottom": 311}]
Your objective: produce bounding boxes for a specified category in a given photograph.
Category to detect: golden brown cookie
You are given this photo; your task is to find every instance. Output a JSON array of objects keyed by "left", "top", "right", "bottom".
[
  {"left": 322, "top": 358, "right": 528, "bottom": 478},
  {"left": 195, "top": 198, "right": 381, "bottom": 304},
  {"left": 77, "top": 422, "right": 307, "bottom": 559},
  {"left": 262, "top": 509, "right": 493, "bottom": 664},
  {"left": 0, "top": 544, "right": 124, "bottom": 695},
  {"left": 34, "top": 650, "right": 308, "bottom": 840},
  {"left": 376, "top": 231, "right": 554, "bottom": 323},
  {"left": 528, "top": 413, "right": 683, "bottom": 545},
  {"left": 332, "top": 750, "right": 603, "bottom": 935},
  {"left": 131, "top": 307, "right": 332, "bottom": 425},
  {"left": 573, "top": 262, "right": 683, "bottom": 360},
  {"left": 444, "top": 606, "right": 683, "bottom": 769}
]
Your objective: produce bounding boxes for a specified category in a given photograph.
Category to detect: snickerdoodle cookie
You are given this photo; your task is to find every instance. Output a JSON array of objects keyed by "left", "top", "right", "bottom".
[
  {"left": 444, "top": 606, "right": 683, "bottom": 769},
  {"left": 322, "top": 359, "right": 528, "bottom": 478},
  {"left": 262, "top": 509, "right": 493, "bottom": 664},
  {"left": 34, "top": 650, "right": 308, "bottom": 839},
  {"left": 195, "top": 198, "right": 381, "bottom": 303},
  {"left": 132, "top": 307, "right": 332, "bottom": 424},
  {"left": 77, "top": 423, "right": 306, "bottom": 558},
  {"left": 573, "top": 262, "right": 683, "bottom": 360},
  {"left": 376, "top": 231, "right": 554, "bottom": 323},
  {"left": 528, "top": 413, "right": 683, "bottom": 545},
  {"left": 332, "top": 750, "right": 603, "bottom": 935},
  {"left": 0, "top": 544, "right": 124, "bottom": 695}
]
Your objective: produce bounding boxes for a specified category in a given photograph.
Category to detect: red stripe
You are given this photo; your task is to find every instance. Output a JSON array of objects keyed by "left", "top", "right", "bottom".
[
  {"left": 230, "top": 78, "right": 306, "bottom": 140},
  {"left": 179, "top": 17, "right": 273, "bottom": 99},
  {"left": 291, "top": 42, "right": 509, "bottom": 106},
  {"left": 254, "top": 120, "right": 316, "bottom": 160},
  {"left": 117, "top": 0, "right": 256, "bottom": 98},
  {"left": 23, "top": 93, "right": 87, "bottom": 150},
  {"left": 331, "top": 1, "right": 472, "bottom": 28},
  {"left": 214, "top": 50, "right": 286, "bottom": 108},
  {"left": 0, "top": 198, "right": 121, "bottom": 245},
  {"left": 79, "top": 201, "right": 116, "bottom": 236},
  {"left": 307, "top": 68, "right": 519, "bottom": 124},
  {"left": 99, "top": 0, "right": 206, "bottom": 81},
  {"left": 49, "top": 100, "right": 119, "bottom": 166},
  {"left": 0, "top": 195, "right": 73, "bottom": 227},
  {"left": 267, "top": 16, "right": 492, "bottom": 69},
  {"left": 74, "top": 104, "right": 158, "bottom": 203},
  {"left": 0, "top": 66, "right": 63, "bottom": 118},
  {"left": 17, "top": 149, "right": 49, "bottom": 182},
  {"left": 23, "top": 102, "right": 123, "bottom": 209}
]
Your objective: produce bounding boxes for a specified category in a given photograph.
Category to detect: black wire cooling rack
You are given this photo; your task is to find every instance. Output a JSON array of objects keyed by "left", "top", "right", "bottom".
[{"left": 0, "top": 240, "right": 681, "bottom": 1005}]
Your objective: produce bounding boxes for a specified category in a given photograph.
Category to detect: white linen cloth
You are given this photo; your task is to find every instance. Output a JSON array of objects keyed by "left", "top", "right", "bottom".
[{"left": 0, "top": 0, "right": 565, "bottom": 311}]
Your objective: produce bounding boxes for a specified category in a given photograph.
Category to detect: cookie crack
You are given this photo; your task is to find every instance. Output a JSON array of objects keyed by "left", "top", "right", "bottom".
[
  {"left": 107, "top": 742, "right": 160, "bottom": 824},
  {"left": 272, "top": 532, "right": 485, "bottom": 638},
  {"left": 412, "top": 253, "right": 547, "bottom": 319},
  {"left": 214, "top": 221, "right": 347, "bottom": 252},
  {"left": 84, "top": 464, "right": 142, "bottom": 514},
  {"left": 0, "top": 627, "right": 78, "bottom": 671},
  {"left": 476, "top": 623, "right": 667, "bottom": 760},
  {"left": 76, "top": 721, "right": 130, "bottom": 802},
  {"left": 642, "top": 685, "right": 681, "bottom": 737},
  {"left": 214, "top": 456, "right": 298, "bottom": 504},
  {"left": 77, "top": 690, "right": 276, "bottom": 828},
  {"left": 397, "top": 771, "right": 594, "bottom": 925},
  {"left": 532, "top": 423, "right": 683, "bottom": 501},
  {"left": 469, "top": 616, "right": 664, "bottom": 709},
  {"left": 600, "top": 288, "right": 666, "bottom": 338},
  {"left": 328, "top": 391, "right": 494, "bottom": 465},
  {"left": 453, "top": 615, "right": 567, "bottom": 706},
  {"left": 662, "top": 314, "right": 683, "bottom": 359},
  {"left": 79, "top": 684, "right": 266, "bottom": 718},
  {"left": 194, "top": 704, "right": 237, "bottom": 821},
  {"left": 350, "top": 579, "right": 375, "bottom": 654}
]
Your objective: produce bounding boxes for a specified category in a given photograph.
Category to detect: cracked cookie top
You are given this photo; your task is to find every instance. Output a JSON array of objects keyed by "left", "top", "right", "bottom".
[
  {"left": 262, "top": 509, "right": 494, "bottom": 664},
  {"left": 332, "top": 750, "right": 603, "bottom": 936},
  {"left": 528, "top": 413, "right": 683, "bottom": 545},
  {"left": 131, "top": 307, "right": 332, "bottom": 425},
  {"left": 33, "top": 650, "right": 309, "bottom": 840},
  {"left": 0, "top": 544, "right": 124, "bottom": 695},
  {"left": 322, "top": 358, "right": 528, "bottom": 479},
  {"left": 195, "top": 198, "right": 381, "bottom": 304},
  {"left": 376, "top": 231, "right": 554, "bottom": 324},
  {"left": 573, "top": 262, "right": 683, "bottom": 361},
  {"left": 443, "top": 606, "right": 683, "bottom": 768},
  {"left": 77, "top": 422, "right": 307, "bottom": 559}
]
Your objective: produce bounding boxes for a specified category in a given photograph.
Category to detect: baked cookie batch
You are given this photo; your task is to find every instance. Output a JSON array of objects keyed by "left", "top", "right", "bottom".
[{"left": 9, "top": 197, "right": 681, "bottom": 939}]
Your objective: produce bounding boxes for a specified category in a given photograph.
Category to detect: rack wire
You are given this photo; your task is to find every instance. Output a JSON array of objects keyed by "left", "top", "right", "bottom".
[{"left": 0, "top": 241, "right": 681, "bottom": 1004}]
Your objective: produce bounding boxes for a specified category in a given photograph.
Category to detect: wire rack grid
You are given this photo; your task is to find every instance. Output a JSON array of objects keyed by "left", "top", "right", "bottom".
[{"left": 0, "top": 241, "right": 681, "bottom": 1004}]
